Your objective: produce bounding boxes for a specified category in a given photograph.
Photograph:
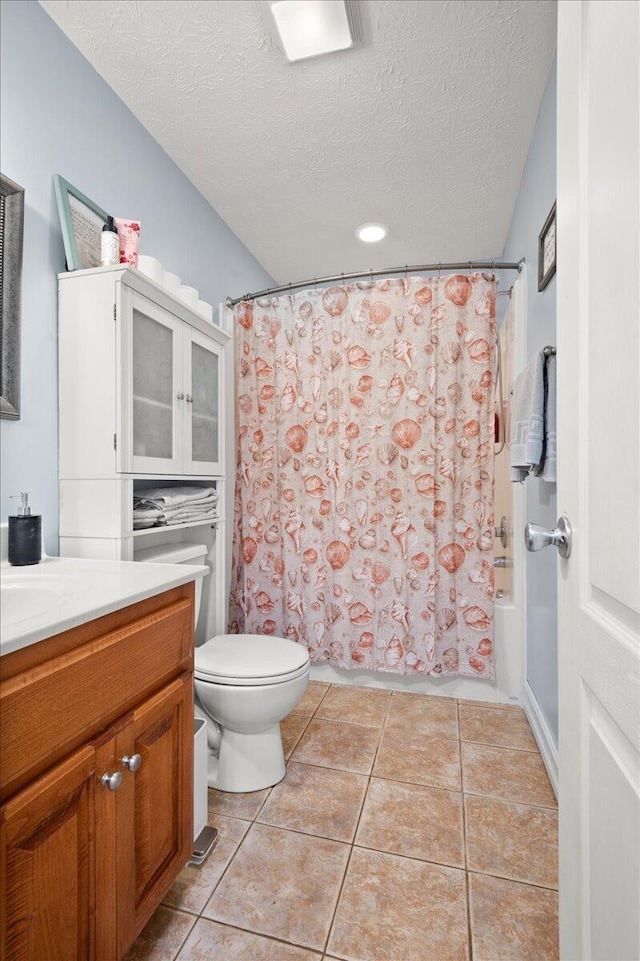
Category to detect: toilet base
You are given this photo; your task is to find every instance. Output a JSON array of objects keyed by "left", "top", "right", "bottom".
[{"left": 206, "top": 723, "right": 286, "bottom": 793}]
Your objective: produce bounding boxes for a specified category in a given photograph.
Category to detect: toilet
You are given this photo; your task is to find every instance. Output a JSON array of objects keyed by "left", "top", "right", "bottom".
[{"left": 136, "top": 542, "right": 310, "bottom": 793}]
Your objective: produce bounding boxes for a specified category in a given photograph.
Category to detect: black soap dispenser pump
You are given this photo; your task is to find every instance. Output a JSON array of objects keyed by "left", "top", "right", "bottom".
[{"left": 8, "top": 492, "right": 42, "bottom": 566}]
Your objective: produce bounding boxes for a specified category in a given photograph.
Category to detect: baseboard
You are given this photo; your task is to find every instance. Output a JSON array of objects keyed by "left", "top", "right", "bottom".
[{"left": 521, "top": 680, "right": 558, "bottom": 799}]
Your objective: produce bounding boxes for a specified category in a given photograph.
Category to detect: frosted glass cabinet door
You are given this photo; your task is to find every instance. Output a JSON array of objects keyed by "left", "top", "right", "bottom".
[
  {"left": 120, "top": 289, "right": 184, "bottom": 474},
  {"left": 184, "top": 328, "right": 223, "bottom": 475}
]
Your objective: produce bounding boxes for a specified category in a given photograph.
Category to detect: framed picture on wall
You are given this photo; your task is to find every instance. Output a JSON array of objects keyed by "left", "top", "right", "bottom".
[
  {"left": 1, "top": 174, "right": 24, "bottom": 420},
  {"left": 538, "top": 201, "right": 557, "bottom": 291},
  {"left": 53, "top": 175, "right": 108, "bottom": 271}
]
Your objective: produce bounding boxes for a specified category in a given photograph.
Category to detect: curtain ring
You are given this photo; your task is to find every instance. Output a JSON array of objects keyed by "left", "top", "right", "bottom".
[
  {"left": 468, "top": 261, "right": 472, "bottom": 273},
  {"left": 314, "top": 277, "right": 318, "bottom": 288},
  {"left": 370, "top": 267, "right": 373, "bottom": 283},
  {"left": 341, "top": 272, "right": 345, "bottom": 286},
  {"left": 437, "top": 262, "right": 441, "bottom": 280},
  {"left": 404, "top": 264, "right": 408, "bottom": 280}
]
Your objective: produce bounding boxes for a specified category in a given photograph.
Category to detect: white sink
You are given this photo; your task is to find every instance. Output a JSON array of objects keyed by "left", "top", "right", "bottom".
[
  {"left": 0, "top": 548, "right": 207, "bottom": 658},
  {"left": 1, "top": 573, "right": 78, "bottom": 625}
]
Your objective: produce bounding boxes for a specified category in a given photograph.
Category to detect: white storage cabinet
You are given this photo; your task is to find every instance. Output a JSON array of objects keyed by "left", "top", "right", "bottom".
[
  {"left": 59, "top": 265, "right": 226, "bottom": 478},
  {"left": 58, "top": 265, "right": 231, "bottom": 642}
]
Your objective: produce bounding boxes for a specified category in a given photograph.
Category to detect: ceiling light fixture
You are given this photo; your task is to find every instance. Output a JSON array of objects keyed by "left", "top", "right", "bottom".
[
  {"left": 270, "top": 0, "right": 361, "bottom": 63},
  {"left": 356, "top": 223, "right": 389, "bottom": 243}
]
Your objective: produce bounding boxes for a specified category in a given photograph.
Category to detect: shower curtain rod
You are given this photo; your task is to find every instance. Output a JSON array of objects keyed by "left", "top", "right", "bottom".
[{"left": 225, "top": 258, "right": 525, "bottom": 307}]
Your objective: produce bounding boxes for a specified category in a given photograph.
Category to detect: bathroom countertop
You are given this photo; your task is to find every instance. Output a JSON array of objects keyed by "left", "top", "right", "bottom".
[{"left": 0, "top": 555, "right": 208, "bottom": 657}]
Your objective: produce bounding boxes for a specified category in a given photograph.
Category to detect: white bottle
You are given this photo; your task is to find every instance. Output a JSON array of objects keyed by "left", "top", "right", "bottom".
[{"left": 101, "top": 216, "right": 120, "bottom": 266}]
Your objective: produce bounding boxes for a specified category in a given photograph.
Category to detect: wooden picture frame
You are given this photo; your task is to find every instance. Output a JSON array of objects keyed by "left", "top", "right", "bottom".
[
  {"left": 538, "top": 200, "right": 557, "bottom": 291},
  {"left": 1, "top": 174, "right": 25, "bottom": 420},
  {"left": 53, "top": 174, "right": 108, "bottom": 271}
]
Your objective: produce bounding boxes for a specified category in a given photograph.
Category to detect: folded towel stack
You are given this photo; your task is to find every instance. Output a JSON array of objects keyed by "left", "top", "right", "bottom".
[{"left": 133, "top": 486, "right": 219, "bottom": 530}]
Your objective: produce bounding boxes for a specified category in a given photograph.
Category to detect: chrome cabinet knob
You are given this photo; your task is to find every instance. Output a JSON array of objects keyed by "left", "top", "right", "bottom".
[
  {"left": 101, "top": 771, "right": 123, "bottom": 791},
  {"left": 121, "top": 753, "right": 143, "bottom": 773},
  {"left": 524, "top": 516, "right": 572, "bottom": 559}
]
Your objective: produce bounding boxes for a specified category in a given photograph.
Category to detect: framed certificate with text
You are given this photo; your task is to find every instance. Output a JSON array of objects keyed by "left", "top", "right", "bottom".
[{"left": 538, "top": 201, "right": 557, "bottom": 291}]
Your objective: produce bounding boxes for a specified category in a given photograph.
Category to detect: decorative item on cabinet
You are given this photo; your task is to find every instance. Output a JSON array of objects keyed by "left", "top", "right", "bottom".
[{"left": 53, "top": 174, "right": 109, "bottom": 270}]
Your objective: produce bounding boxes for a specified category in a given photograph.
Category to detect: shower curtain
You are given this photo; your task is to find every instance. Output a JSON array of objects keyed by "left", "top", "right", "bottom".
[{"left": 229, "top": 273, "right": 497, "bottom": 679}]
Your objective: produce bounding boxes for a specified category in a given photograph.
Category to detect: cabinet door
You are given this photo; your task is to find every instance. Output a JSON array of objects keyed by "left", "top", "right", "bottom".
[
  {"left": 0, "top": 737, "right": 117, "bottom": 961},
  {"left": 116, "top": 674, "right": 193, "bottom": 954},
  {"left": 118, "top": 286, "right": 184, "bottom": 474},
  {"left": 183, "top": 327, "right": 224, "bottom": 476}
]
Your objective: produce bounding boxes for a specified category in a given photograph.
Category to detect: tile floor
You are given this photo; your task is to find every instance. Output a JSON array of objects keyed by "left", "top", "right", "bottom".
[{"left": 125, "top": 681, "right": 559, "bottom": 961}]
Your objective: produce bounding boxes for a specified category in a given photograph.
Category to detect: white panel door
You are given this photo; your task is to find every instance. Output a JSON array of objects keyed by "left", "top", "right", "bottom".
[
  {"left": 557, "top": 3, "right": 640, "bottom": 959},
  {"left": 182, "top": 327, "right": 224, "bottom": 476},
  {"left": 118, "top": 286, "right": 185, "bottom": 474}
]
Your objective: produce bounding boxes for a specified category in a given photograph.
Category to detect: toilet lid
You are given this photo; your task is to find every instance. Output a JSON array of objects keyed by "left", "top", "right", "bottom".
[{"left": 194, "top": 633, "right": 310, "bottom": 684}]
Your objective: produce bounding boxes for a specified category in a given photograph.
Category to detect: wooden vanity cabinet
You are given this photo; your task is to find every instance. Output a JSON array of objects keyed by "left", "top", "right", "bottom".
[{"left": 0, "top": 584, "right": 195, "bottom": 961}]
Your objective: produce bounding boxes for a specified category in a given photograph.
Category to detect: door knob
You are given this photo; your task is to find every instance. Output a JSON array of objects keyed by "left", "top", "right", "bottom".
[
  {"left": 524, "top": 516, "right": 572, "bottom": 558},
  {"left": 101, "top": 771, "right": 123, "bottom": 791},
  {"left": 121, "top": 754, "right": 142, "bottom": 773}
]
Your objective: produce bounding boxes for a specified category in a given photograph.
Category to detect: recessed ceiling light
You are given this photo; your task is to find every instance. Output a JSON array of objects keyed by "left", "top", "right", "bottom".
[
  {"left": 356, "top": 223, "right": 389, "bottom": 243},
  {"left": 270, "top": 0, "right": 356, "bottom": 63}
]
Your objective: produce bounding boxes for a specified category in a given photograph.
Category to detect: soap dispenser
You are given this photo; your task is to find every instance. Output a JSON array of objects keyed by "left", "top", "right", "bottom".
[{"left": 8, "top": 492, "right": 42, "bottom": 566}]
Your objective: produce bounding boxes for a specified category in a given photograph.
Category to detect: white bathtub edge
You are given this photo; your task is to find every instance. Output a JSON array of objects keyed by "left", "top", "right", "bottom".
[{"left": 521, "top": 679, "right": 559, "bottom": 799}]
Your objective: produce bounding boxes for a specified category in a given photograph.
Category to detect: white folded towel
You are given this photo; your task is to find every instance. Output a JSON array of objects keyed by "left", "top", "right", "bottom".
[
  {"left": 133, "top": 494, "right": 216, "bottom": 516},
  {"left": 510, "top": 348, "right": 556, "bottom": 482},
  {"left": 134, "top": 486, "right": 218, "bottom": 508}
]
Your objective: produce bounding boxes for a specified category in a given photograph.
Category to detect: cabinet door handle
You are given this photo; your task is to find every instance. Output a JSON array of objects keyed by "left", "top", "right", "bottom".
[
  {"left": 121, "top": 754, "right": 143, "bottom": 773},
  {"left": 177, "top": 392, "right": 185, "bottom": 401},
  {"left": 185, "top": 394, "right": 193, "bottom": 404},
  {"left": 101, "top": 771, "right": 123, "bottom": 791}
]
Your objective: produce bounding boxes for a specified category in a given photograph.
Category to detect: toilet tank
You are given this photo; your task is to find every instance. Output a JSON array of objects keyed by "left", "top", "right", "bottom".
[{"left": 135, "top": 543, "right": 208, "bottom": 624}]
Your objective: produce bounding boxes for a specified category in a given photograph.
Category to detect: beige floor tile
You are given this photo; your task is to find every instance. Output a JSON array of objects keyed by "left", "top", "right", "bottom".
[
  {"left": 327, "top": 847, "right": 469, "bottom": 961},
  {"left": 385, "top": 692, "right": 459, "bottom": 739},
  {"left": 208, "top": 785, "right": 271, "bottom": 820},
  {"left": 123, "top": 906, "right": 196, "bottom": 961},
  {"left": 176, "top": 918, "right": 321, "bottom": 960},
  {"left": 469, "top": 872, "right": 559, "bottom": 961},
  {"left": 465, "top": 794, "right": 558, "bottom": 889},
  {"left": 282, "top": 714, "right": 310, "bottom": 759},
  {"left": 203, "top": 823, "right": 349, "bottom": 951},
  {"left": 459, "top": 703, "right": 538, "bottom": 752},
  {"left": 258, "top": 761, "right": 368, "bottom": 842},
  {"left": 315, "top": 684, "right": 391, "bottom": 727},
  {"left": 355, "top": 778, "right": 464, "bottom": 868},
  {"left": 373, "top": 729, "right": 461, "bottom": 791},
  {"left": 461, "top": 743, "right": 557, "bottom": 808},
  {"left": 291, "top": 718, "right": 380, "bottom": 774},
  {"left": 292, "top": 681, "right": 331, "bottom": 716},
  {"left": 163, "top": 816, "right": 251, "bottom": 914}
]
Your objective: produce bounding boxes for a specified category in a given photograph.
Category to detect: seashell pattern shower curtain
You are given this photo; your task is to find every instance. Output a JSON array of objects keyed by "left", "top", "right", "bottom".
[{"left": 229, "top": 273, "right": 497, "bottom": 679}]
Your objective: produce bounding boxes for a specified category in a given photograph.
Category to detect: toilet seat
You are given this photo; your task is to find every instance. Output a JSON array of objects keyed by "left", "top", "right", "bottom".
[{"left": 195, "top": 633, "right": 310, "bottom": 687}]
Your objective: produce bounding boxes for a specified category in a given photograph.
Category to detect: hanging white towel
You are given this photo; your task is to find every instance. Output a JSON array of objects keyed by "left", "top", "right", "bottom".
[{"left": 510, "top": 349, "right": 556, "bottom": 482}]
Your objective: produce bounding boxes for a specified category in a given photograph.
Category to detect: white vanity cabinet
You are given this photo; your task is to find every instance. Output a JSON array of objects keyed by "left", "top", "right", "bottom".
[{"left": 59, "top": 265, "right": 227, "bottom": 478}]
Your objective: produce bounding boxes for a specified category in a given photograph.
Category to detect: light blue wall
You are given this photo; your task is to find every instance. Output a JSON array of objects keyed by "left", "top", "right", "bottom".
[
  {"left": 502, "top": 60, "right": 558, "bottom": 742},
  {"left": 0, "top": 0, "right": 272, "bottom": 554}
]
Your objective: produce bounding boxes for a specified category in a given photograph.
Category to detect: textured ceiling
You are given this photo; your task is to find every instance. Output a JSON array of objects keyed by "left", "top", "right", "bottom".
[{"left": 40, "top": 0, "right": 556, "bottom": 285}]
